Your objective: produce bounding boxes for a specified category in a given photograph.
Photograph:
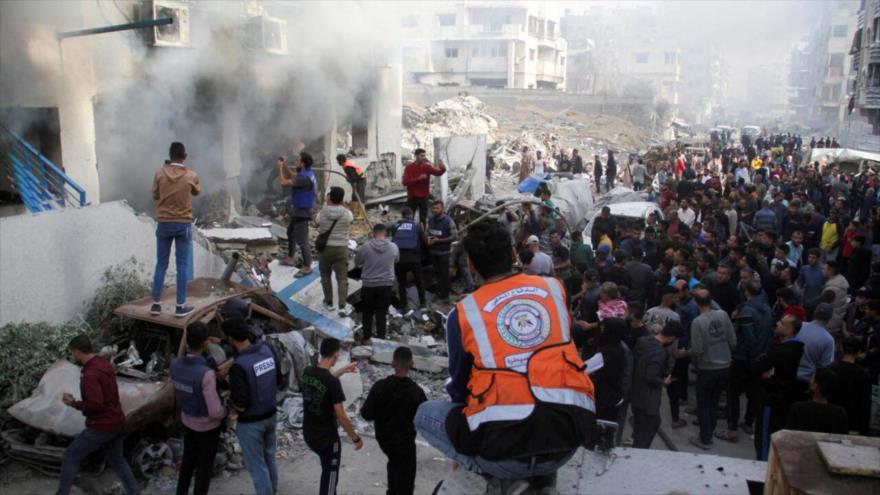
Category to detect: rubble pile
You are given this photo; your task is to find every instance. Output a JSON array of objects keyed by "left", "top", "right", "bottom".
[{"left": 402, "top": 96, "right": 499, "bottom": 158}]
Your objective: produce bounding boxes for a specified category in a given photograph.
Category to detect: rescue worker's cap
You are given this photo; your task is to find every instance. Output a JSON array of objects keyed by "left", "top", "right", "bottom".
[{"left": 220, "top": 298, "right": 250, "bottom": 319}]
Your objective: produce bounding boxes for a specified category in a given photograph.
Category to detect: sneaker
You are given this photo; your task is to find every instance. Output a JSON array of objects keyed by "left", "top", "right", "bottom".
[
  {"left": 149, "top": 303, "right": 161, "bottom": 316},
  {"left": 740, "top": 422, "right": 754, "bottom": 435},
  {"left": 671, "top": 419, "right": 688, "bottom": 429},
  {"left": 688, "top": 436, "right": 712, "bottom": 451},
  {"left": 323, "top": 302, "right": 336, "bottom": 312},
  {"left": 338, "top": 304, "right": 354, "bottom": 316},
  {"left": 175, "top": 305, "right": 195, "bottom": 318},
  {"left": 714, "top": 430, "right": 739, "bottom": 443}
]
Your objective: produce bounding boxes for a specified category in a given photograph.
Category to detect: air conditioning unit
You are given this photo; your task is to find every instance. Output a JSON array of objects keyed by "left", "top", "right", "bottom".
[
  {"left": 246, "top": 16, "right": 288, "bottom": 55},
  {"left": 141, "top": 0, "right": 191, "bottom": 47}
]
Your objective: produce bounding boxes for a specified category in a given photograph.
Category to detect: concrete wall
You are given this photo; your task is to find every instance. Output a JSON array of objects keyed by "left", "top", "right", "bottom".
[{"left": 0, "top": 201, "right": 227, "bottom": 326}]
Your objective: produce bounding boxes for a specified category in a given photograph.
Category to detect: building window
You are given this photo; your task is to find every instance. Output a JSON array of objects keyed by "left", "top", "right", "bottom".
[
  {"left": 529, "top": 49, "right": 536, "bottom": 61},
  {"left": 664, "top": 52, "right": 676, "bottom": 65},
  {"left": 472, "top": 45, "right": 480, "bottom": 57},
  {"left": 832, "top": 25, "right": 847, "bottom": 37},
  {"left": 874, "top": 17, "right": 880, "bottom": 43},
  {"left": 438, "top": 14, "right": 456, "bottom": 26},
  {"left": 560, "top": 56, "right": 565, "bottom": 67},
  {"left": 636, "top": 52, "right": 649, "bottom": 64},
  {"left": 445, "top": 47, "right": 458, "bottom": 58},
  {"left": 869, "top": 64, "right": 880, "bottom": 87},
  {"left": 401, "top": 15, "right": 418, "bottom": 28},
  {"left": 547, "top": 21, "right": 555, "bottom": 39},
  {"left": 528, "top": 16, "right": 539, "bottom": 36}
]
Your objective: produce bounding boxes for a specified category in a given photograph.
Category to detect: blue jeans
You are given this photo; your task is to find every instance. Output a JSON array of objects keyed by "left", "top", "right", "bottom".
[
  {"left": 57, "top": 428, "right": 139, "bottom": 495},
  {"left": 152, "top": 222, "right": 191, "bottom": 305},
  {"left": 414, "top": 401, "right": 575, "bottom": 479},
  {"left": 696, "top": 367, "right": 729, "bottom": 444},
  {"left": 236, "top": 417, "right": 278, "bottom": 495}
]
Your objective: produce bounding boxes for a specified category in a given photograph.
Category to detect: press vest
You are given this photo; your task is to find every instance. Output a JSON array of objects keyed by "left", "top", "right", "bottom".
[
  {"left": 392, "top": 219, "right": 419, "bottom": 250},
  {"left": 234, "top": 343, "right": 277, "bottom": 417},
  {"left": 291, "top": 168, "right": 316, "bottom": 209},
  {"left": 170, "top": 355, "right": 210, "bottom": 417},
  {"left": 428, "top": 214, "right": 453, "bottom": 249},
  {"left": 343, "top": 159, "right": 365, "bottom": 179},
  {"left": 456, "top": 273, "right": 596, "bottom": 432}
]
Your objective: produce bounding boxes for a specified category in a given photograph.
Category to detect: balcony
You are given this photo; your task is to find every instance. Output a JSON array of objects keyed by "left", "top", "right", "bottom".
[{"left": 466, "top": 23, "right": 523, "bottom": 39}]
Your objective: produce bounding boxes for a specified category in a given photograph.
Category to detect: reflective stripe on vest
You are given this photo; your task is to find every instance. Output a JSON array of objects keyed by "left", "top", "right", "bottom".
[
  {"left": 532, "top": 386, "right": 596, "bottom": 411},
  {"left": 466, "top": 404, "right": 535, "bottom": 431},
  {"left": 457, "top": 273, "right": 595, "bottom": 431}
]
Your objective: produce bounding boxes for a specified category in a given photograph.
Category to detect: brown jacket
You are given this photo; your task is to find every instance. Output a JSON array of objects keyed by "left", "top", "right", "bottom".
[{"left": 152, "top": 162, "right": 200, "bottom": 223}]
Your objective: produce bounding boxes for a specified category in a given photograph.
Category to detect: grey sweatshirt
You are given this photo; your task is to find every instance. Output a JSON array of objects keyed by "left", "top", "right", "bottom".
[
  {"left": 316, "top": 205, "right": 353, "bottom": 247},
  {"left": 355, "top": 239, "right": 399, "bottom": 287},
  {"left": 690, "top": 309, "right": 737, "bottom": 370}
]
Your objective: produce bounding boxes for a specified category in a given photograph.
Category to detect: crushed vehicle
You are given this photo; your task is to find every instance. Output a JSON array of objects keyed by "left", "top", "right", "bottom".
[
  {"left": 4, "top": 274, "right": 314, "bottom": 475},
  {"left": 583, "top": 201, "right": 664, "bottom": 247}
]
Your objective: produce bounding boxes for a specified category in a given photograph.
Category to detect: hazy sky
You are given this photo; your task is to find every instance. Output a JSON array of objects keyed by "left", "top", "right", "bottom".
[{"left": 563, "top": 0, "right": 845, "bottom": 102}]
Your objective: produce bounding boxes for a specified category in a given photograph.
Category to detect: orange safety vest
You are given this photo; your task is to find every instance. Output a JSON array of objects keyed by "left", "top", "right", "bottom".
[
  {"left": 456, "top": 273, "right": 596, "bottom": 432},
  {"left": 342, "top": 159, "right": 365, "bottom": 178}
]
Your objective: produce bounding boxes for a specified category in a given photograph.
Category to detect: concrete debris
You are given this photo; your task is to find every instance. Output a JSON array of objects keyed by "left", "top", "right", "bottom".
[
  {"left": 199, "top": 228, "right": 278, "bottom": 255},
  {"left": 279, "top": 395, "right": 305, "bottom": 429},
  {"left": 369, "top": 338, "right": 449, "bottom": 374},
  {"left": 232, "top": 216, "right": 288, "bottom": 240},
  {"left": 403, "top": 96, "right": 498, "bottom": 159}
]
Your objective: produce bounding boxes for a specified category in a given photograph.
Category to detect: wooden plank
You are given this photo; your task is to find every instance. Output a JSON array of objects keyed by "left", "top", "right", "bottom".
[{"left": 817, "top": 441, "right": 880, "bottom": 478}]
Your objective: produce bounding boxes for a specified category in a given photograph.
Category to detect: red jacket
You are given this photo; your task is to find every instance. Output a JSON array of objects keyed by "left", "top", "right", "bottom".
[
  {"left": 72, "top": 355, "right": 125, "bottom": 432},
  {"left": 402, "top": 162, "right": 445, "bottom": 199}
]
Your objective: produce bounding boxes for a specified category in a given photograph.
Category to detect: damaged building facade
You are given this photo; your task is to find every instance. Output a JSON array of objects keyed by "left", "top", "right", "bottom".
[
  {"left": 0, "top": 0, "right": 403, "bottom": 216},
  {"left": 401, "top": 1, "right": 567, "bottom": 90}
]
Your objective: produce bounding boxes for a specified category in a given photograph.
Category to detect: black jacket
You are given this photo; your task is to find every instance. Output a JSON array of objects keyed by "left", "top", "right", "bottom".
[
  {"left": 752, "top": 339, "right": 805, "bottom": 410},
  {"left": 629, "top": 335, "right": 670, "bottom": 414},
  {"left": 360, "top": 375, "right": 427, "bottom": 447}
]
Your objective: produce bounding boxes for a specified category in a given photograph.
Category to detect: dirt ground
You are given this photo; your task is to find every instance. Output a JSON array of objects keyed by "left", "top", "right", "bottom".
[{"left": 0, "top": 437, "right": 450, "bottom": 495}]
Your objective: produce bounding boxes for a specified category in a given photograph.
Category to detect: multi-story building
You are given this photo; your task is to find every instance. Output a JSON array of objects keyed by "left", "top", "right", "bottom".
[
  {"left": 561, "top": 6, "right": 680, "bottom": 109},
  {"left": 840, "top": 0, "right": 880, "bottom": 151},
  {"left": 787, "top": 1, "right": 859, "bottom": 134},
  {"left": 678, "top": 45, "right": 728, "bottom": 126},
  {"left": 401, "top": 1, "right": 567, "bottom": 90}
]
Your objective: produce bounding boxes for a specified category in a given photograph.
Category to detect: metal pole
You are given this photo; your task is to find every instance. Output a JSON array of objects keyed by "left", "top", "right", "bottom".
[{"left": 57, "top": 18, "right": 173, "bottom": 40}]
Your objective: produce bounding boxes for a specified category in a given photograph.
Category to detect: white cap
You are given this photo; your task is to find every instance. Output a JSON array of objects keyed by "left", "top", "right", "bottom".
[{"left": 526, "top": 235, "right": 540, "bottom": 244}]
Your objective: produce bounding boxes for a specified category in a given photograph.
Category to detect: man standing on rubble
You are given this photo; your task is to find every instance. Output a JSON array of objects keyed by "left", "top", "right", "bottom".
[
  {"left": 392, "top": 207, "right": 428, "bottom": 312},
  {"left": 303, "top": 338, "right": 363, "bottom": 495},
  {"left": 355, "top": 223, "right": 399, "bottom": 343},
  {"left": 277, "top": 151, "right": 316, "bottom": 277},
  {"left": 519, "top": 146, "right": 534, "bottom": 184},
  {"left": 223, "top": 319, "right": 278, "bottom": 495},
  {"left": 171, "top": 323, "right": 226, "bottom": 495},
  {"left": 317, "top": 186, "right": 354, "bottom": 315},
  {"left": 337, "top": 154, "right": 367, "bottom": 221},
  {"left": 415, "top": 219, "right": 596, "bottom": 493},
  {"left": 58, "top": 335, "right": 140, "bottom": 495},
  {"left": 571, "top": 149, "right": 584, "bottom": 175},
  {"left": 402, "top": 148, "right": 446, "bottom": 225},
  {"left": 151, "top": 141, "right": 200, "bottom": 318},
  {"left": 427, "top": 200, "right": 458, "bottom": 305}
]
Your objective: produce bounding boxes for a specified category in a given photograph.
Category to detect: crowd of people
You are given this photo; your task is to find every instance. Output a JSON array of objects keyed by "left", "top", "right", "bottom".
[{"left": 54, "top": 134, "right": 879, "bottom": 495}]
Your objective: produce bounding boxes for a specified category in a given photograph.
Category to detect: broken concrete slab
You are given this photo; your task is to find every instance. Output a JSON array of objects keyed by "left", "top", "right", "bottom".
[
  {"left": 233, "top": 216, "right": 288, "bottom": 240},
  {"left": 268, "top": 260, "right": 361, "bottom": 340},
  {"left": 200, "top": 227, "right": 274, "bottom": 242},
  {"left": 436, "top": 447, "right": 767, "bottom": 494},
  {"left": 432, "top": 134, "right": 487, "bottom": 208},
  {"left": 370, "top": 338, "right": 448, "bottom": 373},
  {"left": 331, "top": 351, "right": 363, "bottom": 410}
]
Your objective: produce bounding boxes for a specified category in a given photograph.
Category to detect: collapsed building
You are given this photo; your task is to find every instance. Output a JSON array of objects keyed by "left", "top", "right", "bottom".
[{"left": 0, "top": 0, "right": 403, "bottom": 218}]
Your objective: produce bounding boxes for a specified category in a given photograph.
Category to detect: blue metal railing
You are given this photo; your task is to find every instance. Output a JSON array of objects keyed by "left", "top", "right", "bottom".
[{"left": 0, "top": 125, "right": 86, "bottom": 212}]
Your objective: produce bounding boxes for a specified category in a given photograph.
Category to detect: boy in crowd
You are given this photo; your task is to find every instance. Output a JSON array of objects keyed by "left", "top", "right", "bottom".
[{"left": 361, "top": 347, "right": 427, "bottom": 495}]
